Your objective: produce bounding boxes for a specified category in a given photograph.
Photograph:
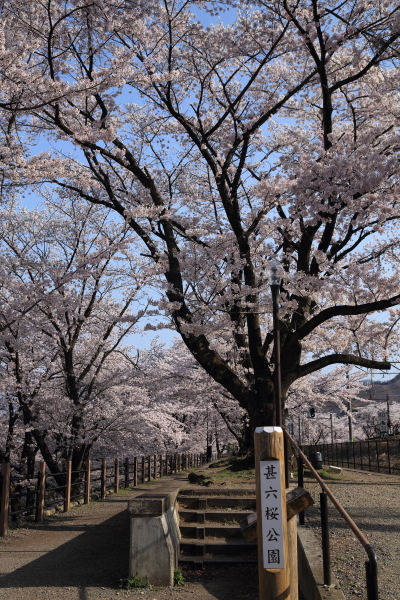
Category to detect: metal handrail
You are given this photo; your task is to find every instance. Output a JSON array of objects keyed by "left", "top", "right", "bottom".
[{"left": 284, "top": 429, "right": 378, "bottom": 600}]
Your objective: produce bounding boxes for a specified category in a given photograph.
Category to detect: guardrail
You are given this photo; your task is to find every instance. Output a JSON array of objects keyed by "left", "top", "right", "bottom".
[
  {"left": 0, "top": 452, "right": 206, "bottom": 536},
  {"left": 285, "top": 430, "right": 378, "bottom": 600}
]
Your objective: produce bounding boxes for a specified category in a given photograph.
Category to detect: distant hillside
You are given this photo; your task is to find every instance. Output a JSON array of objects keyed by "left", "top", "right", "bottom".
[{"left": 358, "top": 373, "right": 400, "bottom": 402}]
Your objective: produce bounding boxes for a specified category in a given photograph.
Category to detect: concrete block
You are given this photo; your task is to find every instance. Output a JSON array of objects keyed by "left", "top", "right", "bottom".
[
  {"left": 129, "top": 488, "right": 182, "bottom": 586},
  {"left": 328, "top": 466, "right": 342, "bottom": 474}
]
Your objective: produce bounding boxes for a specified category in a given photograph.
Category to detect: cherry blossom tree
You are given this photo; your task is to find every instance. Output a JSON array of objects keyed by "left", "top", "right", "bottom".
[
  {"left": 1, "top": 0, "right": 400, "bottom": 440},
  {"left": 142, "top": 338, "right": 248, "bottom": 453},
  {"left": 0, "top": 197, "right": 153, "bottom": 483}
]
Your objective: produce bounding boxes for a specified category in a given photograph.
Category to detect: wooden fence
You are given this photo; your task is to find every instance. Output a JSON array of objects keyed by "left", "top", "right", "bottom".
[{"left": 0, "top": 452, "right": 206, "bottom": 537}]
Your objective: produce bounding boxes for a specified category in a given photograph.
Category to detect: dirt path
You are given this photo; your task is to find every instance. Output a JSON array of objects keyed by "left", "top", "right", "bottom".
[
  {"left": 0, "top": 477, "right": 258, "bottom": 600},
  {"left": 303, "top": 468, "right": 400, "bottom": 599}
]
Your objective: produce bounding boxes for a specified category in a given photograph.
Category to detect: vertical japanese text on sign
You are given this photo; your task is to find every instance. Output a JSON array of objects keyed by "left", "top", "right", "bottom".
[{"left": 259, "top": 460, "right": 285, "bottom": 569}]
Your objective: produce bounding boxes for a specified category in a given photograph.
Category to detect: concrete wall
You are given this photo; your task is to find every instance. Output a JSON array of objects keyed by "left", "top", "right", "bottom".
[
  {"left": 128, "top": 487, "right": 182, "bottom": 587},
  {"left": 298, "top": 527, "right": 346, "bottom": 600}
]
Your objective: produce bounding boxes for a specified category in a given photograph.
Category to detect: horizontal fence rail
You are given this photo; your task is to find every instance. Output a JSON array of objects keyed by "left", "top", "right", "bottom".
[
  {"left": 0, "top": 452, "right": 206, "bottom": 537},
  {"left": 303, "top": 438, "right": 400, "bottom": 475}
]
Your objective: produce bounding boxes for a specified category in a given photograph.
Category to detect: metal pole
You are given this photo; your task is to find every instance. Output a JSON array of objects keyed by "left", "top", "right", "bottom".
[
  {"left": 387, "top": 394, "right": 391, "bottom": 434},
  {"left": 298, "top": 413, "right": 302, "bottom": 445},
  {"left": 271, "top": 284, "right": 282, "bottom": 428},
  {"left": 366, "top": 546, "right": 379, "bottom": 600},
  {"left": 320, "top": 492, "right": 331, "bottom": 586},
  {"left": 347, "top": 400, "right": 353, "bottom": 442},
  {"left": 330, "top": 413, "right": 334, "bottom": 445}
]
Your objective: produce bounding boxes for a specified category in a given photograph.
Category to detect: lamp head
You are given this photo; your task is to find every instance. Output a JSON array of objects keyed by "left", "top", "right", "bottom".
[{"left": 267, "top": 258, "right": 282, "bottom": 286}]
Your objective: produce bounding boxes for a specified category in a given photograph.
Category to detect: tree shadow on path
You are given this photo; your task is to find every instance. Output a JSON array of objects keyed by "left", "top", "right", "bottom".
[{"left": 0, "top": 499, "right": 130, "bottom": 591}]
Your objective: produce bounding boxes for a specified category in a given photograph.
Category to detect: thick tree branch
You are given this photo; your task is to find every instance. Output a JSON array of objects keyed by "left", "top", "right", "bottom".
[
  {"left": 291, "top": 295, "right": 400, "bottom": 343},
  {"left": 295, "top": 354, "right": 390, "bottom": 379}
]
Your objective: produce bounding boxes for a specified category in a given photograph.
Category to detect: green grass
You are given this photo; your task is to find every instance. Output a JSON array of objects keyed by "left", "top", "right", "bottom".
[
  {"left": 174, "top": 568, "right": 186, "bottom": 586},
  {"left": 120, "top": 573, "right": 149, "bottom": 589},
  {"left": 209, "top": 467, "right": 255, "bottom": 482},
  {"left": 204, "top": 456, "right": 255, "bottom": 483},
  {"left": 293, "top": 468, "right": 343, "bottom": 481}
]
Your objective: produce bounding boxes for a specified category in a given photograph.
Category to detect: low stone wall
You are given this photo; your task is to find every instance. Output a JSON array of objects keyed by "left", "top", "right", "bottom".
[{"left": 128, "top": 481, "right": 184, "bottom": 587}]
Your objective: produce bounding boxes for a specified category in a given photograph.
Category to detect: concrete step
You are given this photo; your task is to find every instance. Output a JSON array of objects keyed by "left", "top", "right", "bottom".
[
  {"left": 178, "top": 495, "right": 256, "bottom": 510},
  {"left": 180, "top": 524, "right": 242, "bottom": 539},
  {"left": 179, "top": 555, "right": 258, "bottom": 567},
  {"left": 179, "top": 487, "right": 256, "bottom": 497},
  {"left": 180, "top": 539, "right": 257, "bottom": 556},
  {"left": 179, "top": 509, "right": 252, "bottom": 524}
]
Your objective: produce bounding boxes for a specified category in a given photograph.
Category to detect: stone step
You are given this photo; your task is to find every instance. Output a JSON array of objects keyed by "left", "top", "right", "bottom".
[
  {"left": 178, "top": 495, "right": 256, "bottom": 510},
  {"left": 180, "top": 524, "right": 242, "bottom": 539},
  {"left": 179, "top": 509, "right": 252, "bottom": 524},
  {"left": 180, "top": 539, "right": 257, "bottom": 556},
  {"left": 179, "top": 487, "right": 256, "bottom": 497},
  {"left": 179, "top": 555, "right": 258, "bottom": 567}
]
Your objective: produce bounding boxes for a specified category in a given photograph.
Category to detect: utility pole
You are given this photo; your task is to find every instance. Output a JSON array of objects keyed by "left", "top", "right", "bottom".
[
  {"left": 347, "top": 400, "right": 353, "bottom": 442},
  {"left": 386, "top": 394, "right": 390, "bottom": 427},
  {"left": 346, "top": 368, "right": 353, "bottom": 442},
  {"left": 386, "top": 395, "right": 392, "bottom": 435}
]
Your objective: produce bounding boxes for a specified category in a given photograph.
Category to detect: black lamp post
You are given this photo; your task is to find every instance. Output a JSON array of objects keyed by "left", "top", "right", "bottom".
[
  {"left": 267, "top": 259, "right": 283, "bottom": 427},
  {"left": 267, "top": 258, "right": 290, "bottom": 486}
]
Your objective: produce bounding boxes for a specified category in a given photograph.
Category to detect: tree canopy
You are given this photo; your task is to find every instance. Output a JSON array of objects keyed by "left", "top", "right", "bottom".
[{"left": 0, "top": 0, "right": 400, "bottom": 430}]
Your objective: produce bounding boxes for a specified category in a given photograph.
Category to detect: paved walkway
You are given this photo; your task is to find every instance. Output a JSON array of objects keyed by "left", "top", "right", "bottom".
[{"left": 303, "top": 468, "right": 400, "bottom": 600}]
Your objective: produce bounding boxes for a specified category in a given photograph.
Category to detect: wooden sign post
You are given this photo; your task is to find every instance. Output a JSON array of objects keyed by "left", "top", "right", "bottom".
[{"left": 255, "top": 426, "right": 291, "bottom": 599}]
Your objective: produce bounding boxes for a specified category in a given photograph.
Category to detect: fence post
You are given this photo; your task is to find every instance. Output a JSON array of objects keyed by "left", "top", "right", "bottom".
[
  {"left": 368, "top": 440, "right": 371, "bottom": 471},
  {"left": 84, "top": 460, "right": 91, "bottom": 504},
  {"left": 159, "top": 454, "right": 162, "bottom": 478},
  {"left": 124, "top": 458, "right": 129, "bottom": 488},
  {"left": 101, "top": 459, "right": 106, "bottom": 500},
  {"left": 64, "top": 460, "right": 72, "bottom": 512},
  {"left": 35, "top": 462, "right": 46, "bottom": 523},
  {"left": 320, "top": 492, "right": 331, "bottom": 586},
  {"left": 114, "top": 458, "right": 120, "bottom": 494},
  {"left": 0, "top": 463, "right": 11, "bottom": 536},
  {"left": 134, "top": 457, "right": 138, "bottom": 487},
  {"left": 153, "top": 455, "right": 156, "bottom": 479},
  {"left": 375, "top": 441, "right": 380, "bottom": 473}
]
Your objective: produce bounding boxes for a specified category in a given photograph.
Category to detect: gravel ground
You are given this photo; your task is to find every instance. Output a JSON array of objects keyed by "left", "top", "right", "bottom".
[
  {"left": 0, "top": 478, "right": 258, "bottom": 600},
  {"left": 302, "top": 468, "right": 400, "bottom": 600}
]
